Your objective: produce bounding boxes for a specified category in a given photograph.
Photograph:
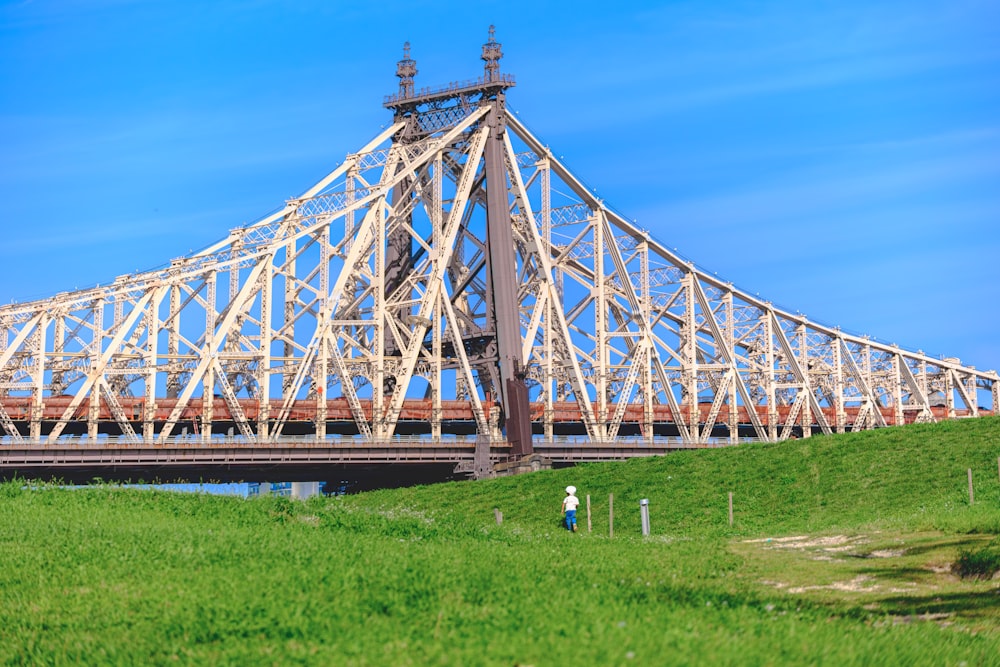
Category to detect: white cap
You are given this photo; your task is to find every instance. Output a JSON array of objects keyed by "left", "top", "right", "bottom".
[{"left": 566, "top": 486, "right": 576, "bottom": 494}]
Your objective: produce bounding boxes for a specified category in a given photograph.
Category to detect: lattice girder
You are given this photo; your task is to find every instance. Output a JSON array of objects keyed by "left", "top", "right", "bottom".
[{"left": 0, "top": 78, "right": 995, "bottom": 446}]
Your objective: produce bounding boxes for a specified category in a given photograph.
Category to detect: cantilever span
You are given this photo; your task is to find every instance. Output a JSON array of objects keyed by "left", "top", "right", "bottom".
[{"left": 1, "top": 29, "right": 996, "bottom": 481}]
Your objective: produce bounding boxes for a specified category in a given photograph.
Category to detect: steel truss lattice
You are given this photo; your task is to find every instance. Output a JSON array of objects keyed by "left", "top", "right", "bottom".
[{"left": 1, "top": 35, "right": 996, "bottom": 449}]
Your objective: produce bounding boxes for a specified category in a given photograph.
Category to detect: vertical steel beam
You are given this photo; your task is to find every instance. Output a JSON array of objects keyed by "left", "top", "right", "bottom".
[
  {"left": 202, "top": 272, "right": 217, "bottom": 442},
  {"left": 594, "top": 212, "right": 608, "bottom": 439},
  {"left": 257, "top": 260, "right": 273, "bottom": 440},
  {"left": 167, "top": 279, "right": 181, "bottom": 398},
  {"left": 345, "top": 160, "right": 357, "bottom": 254},
  {"left": 684, "top": 273, "right": 699, "bottom": 441},
  {"left": 316, "top": 226, "right": 331, "bottom": 438},
  {"left": 724, "top": 290, "right": 737, "bottom": 444},
  {"left": 88, "top": 300, "right": 103, "bottom": 439},
  {"left": 640, "top": 241, "right": 653, "bottom": 442},
  {"left": 144, "top": 296, "right": 158, "bottom": 441},
  {"left": 31, "top": 315, "right": 48, "bottom": 441},
  {"left": 945, "top": 367, "right": 956, "bottom": 419},
  {"left": 51, "top": 316, "right": 66, "bottom": 395},
  {"left": 892, "top": 349, "right": 905, "bottom": 426},
  {"left": 373, "top": 200, "right": 386, "bottom": 439},
  {"left": 431, "top": 150, "right": 443, "bottom": 440},
  {"left": 483, "top": 96, "right": 531, "bottom": 455},
  {"left": 797, "top": 323, "right": 812, "bottom": 438},
  {"left": 834, "top": 332, "right": 846, "bottom": 433},
  {"left": 764, "top": 307, "right": 778, "bottom": 440},
  {"left": 862, "top": 339, "right": 873, "bottom": 427},
  {"left": 283, "top": 235, "right": 296, "bottom": 395},
  {"left": 540, "top": 157, "right": 555, "bottom": 441},
  {"left": 919, "top": 358, "right": 930, "bottom": 419}
]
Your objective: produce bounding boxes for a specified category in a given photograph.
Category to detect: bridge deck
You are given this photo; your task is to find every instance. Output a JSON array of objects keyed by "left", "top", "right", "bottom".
[{"left": 0, "top": 436, "right": 719, "bottom": 483}]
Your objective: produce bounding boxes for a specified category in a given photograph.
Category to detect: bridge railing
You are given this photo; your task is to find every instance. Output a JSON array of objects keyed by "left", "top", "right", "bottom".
[
  {"left": 0, "top": 433, "right": 757, "bottom": 449},
  {"left": 534, "top": 436, "right": 754, "bottom": 449},
  {"left": 0, "top": 434, "right": 484, "bottom": 449}
]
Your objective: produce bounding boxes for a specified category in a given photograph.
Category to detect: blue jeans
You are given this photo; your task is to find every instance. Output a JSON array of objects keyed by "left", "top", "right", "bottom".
[{"left": 564, "top": 509, "right": 577, "bottom": 530}]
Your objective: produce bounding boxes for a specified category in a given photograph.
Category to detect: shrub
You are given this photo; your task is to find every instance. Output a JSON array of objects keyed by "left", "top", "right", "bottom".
[{"left": 952, "top": 544, "right": 1000, "bottom": 580}]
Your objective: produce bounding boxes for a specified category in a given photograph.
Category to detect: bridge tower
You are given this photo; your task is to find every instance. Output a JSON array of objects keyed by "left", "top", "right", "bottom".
[{"left": 383, "top": 29, "right": 532, "bottom": 456}]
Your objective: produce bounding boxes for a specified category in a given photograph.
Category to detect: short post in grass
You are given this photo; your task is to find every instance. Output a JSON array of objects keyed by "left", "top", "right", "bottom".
[
  {"left": 728, "top": 492, "right": 734, "bottom": 527},
  {"left": 494, "top": 508, "right": 503, "bottom": 525},
  {"left": 968, "top": 469, "right": 974, "bottom": 506},
  {"left": 586, "top": 494, "right": 592, "bottom": 533},
  {"left": 640, "top": 498, "right": 650, "bottom": 536},
  {"left": 609, "top": 493, "right": 614, "bottom": 538}
]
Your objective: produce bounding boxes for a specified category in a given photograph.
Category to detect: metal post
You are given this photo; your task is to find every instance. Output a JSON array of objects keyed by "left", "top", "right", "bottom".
[
  {"left": 609, "top": 493, "right": 614, "bottom": 539},
  {"left": 640, "top": 498, "right": 650, "bottom": 536}
]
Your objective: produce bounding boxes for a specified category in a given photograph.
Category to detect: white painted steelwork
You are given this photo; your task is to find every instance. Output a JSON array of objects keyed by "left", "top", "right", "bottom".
[{"left": 0, "top": 33, "right": 996, "bottom": 452}]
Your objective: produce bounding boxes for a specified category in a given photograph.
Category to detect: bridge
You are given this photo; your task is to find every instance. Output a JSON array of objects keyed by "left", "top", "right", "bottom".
[{"left": 1, "top": 29, "right": 996, "bottom": 484}]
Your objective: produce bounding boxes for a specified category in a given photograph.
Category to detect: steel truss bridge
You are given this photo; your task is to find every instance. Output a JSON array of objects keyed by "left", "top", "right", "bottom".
[{"left": 2, "top": 29, "right": 996, "bottom": 482}]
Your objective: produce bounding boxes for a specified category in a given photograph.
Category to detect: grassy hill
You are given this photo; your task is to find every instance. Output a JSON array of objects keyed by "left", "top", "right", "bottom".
[{"left": 2, "top": 418, "right": 999, "bottom": 665}]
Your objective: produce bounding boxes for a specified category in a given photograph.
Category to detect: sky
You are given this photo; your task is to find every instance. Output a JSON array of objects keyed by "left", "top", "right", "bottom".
[{"left": 1, "top": 0, "right": 998, "bottom": 379}]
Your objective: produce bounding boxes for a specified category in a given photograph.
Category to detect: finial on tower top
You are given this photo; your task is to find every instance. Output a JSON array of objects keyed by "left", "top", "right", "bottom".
[
  {"left": 396, "top": 41, "right": 418, "bottom": 98},
  {"left": 481, "top": 25, "right": 503, "bottom": 82}
]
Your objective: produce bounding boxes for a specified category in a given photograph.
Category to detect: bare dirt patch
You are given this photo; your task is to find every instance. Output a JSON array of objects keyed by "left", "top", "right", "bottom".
[
  {"left": 743, "top": 534, "right": 870, "bottom": 559},
  {"left": 785, "top": 575, "right": 917, "bottom": 595},
  {"left": 866, "top": 549, "right": 906, "bottom": 558},
  {"left": 743, "top": 533, "right": 924, "bottom": 595}
]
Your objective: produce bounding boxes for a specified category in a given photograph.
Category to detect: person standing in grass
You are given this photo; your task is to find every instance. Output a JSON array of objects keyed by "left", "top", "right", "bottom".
[{"left": 562, "top": 485, "right": 580, "bottom": 532}]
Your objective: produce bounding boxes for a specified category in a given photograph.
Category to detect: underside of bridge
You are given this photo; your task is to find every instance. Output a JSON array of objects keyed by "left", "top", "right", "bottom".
[{"left": 1, "top": 28, "right": 996, "bottom": 484}]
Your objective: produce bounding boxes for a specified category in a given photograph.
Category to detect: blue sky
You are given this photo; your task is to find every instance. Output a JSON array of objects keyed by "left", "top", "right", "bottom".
[{"left": 1, "top": 0, "right": 998, "bottom": 375}]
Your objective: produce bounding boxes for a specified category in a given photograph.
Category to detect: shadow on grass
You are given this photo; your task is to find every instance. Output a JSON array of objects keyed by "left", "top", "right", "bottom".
[
  {"left": 852, "top": 536, "right": 988, "bottom": 559},
  {"left": 852, "top": 564, "right": 948, "bottom": 585},
  {"left": 873, "top": 589, "right": 1000, "bottom": 617}
]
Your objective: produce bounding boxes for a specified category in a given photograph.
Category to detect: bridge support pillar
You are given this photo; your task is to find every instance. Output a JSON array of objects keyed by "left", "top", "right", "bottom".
[
  {"left": 493, "top": 454, "right": 552, "bottom": 477},
  {"left": 291, "top": 481, "right": 321, "bottom": 500},
  {"left": 473, "top": 435, "right": 493, "bottom": 479}
]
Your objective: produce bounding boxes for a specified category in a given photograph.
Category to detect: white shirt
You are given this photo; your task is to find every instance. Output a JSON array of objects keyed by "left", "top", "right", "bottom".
[{"left": 563, "top": 494, "right": 580, "bottom": 511}]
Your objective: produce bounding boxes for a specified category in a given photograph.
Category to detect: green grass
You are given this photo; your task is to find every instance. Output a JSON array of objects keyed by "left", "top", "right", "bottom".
[{"left": 2, "top": 417, "right": 999, "bottom": 665}]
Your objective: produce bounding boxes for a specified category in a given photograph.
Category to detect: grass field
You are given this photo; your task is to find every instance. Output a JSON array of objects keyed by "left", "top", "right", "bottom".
[{"left": 2, "top": 417, "right": 999, "bottom": 665}]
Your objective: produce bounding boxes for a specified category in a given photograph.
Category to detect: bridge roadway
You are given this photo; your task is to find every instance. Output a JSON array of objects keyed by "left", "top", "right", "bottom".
[{"left": 0, "top": 435, "right": 719, "bottom": 484}]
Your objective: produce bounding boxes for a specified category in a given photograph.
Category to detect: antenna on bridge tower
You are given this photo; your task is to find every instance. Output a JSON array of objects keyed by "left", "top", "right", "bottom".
[
  {"left": 481, "top": 25, "right": 502, "bottom": 82},
  {"left": 396, "top": 41, "right": 417, "bottom": 99}
]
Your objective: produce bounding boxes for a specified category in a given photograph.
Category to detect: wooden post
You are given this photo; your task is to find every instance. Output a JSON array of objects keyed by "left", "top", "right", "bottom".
[
  {"left": 728, "top": 492, "right": 734, "bottom": 527},
  {"left": 968, "top": 469, "right": 974, "bottom": 506},
  {"left": 586, "top": 494, "right": 592, "bottom": 533},
  {"left": 494, "top": 508, "right": 503, "bottom": 525},
  {"left": 609, "top": 493, "right": 614, "bottom": 539}
]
